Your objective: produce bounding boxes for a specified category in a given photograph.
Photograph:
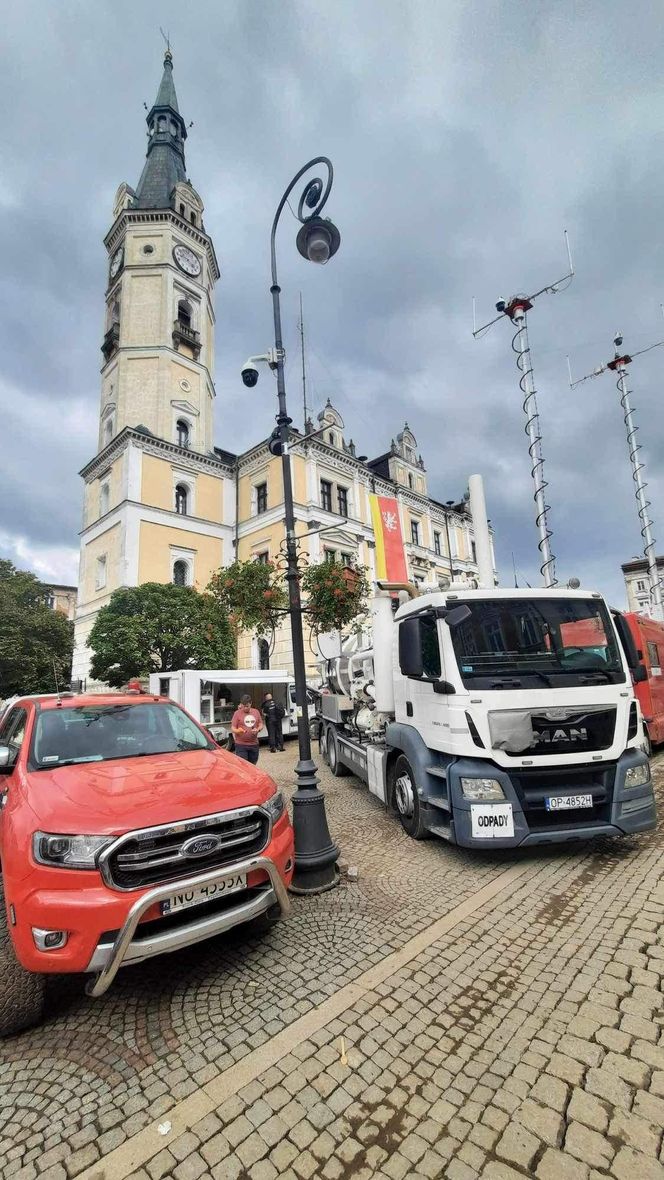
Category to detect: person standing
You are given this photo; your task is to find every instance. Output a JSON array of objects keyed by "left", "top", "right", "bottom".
[
  {"left": 262, "top": 693, "right": 285, "bottom": 753},
  {"left": 231, "top": 695, "right": 262, "bottom": 764}
]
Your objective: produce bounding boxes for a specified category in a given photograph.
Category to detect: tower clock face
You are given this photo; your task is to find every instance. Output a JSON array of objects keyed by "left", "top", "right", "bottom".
[
  {"left": 109, "top": 246, "right": 124, "bottom": 278},
  {"left": 173, "top": 245, "right": 201, "bottom": 276}
]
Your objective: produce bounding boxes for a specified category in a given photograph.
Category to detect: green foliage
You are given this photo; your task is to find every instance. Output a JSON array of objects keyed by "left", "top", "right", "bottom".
[
  {"left": 207, "top": 560, "right": 288, "bottom": 637},
  {"left": 88, "top": 582, "right": 235, "bottom": 688},
  {"left": 301, "top": 561, "right": 370, "bottom": 634},
  {"left": 0, "top": 560, "right": 73, "bottom": 697}
]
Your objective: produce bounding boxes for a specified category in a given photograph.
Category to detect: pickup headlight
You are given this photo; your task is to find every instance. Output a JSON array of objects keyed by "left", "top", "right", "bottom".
[
  {"left": 33, "top": 833, "right": 113, "bottom": 869},
  {"left": 624, "top": 764, "right": 650, "bottom": 789},
  {"left": 460, "top": 777, "right": 506, "bottom": 802},
  {"left": 263, "top": 791, "right": 286, "bottom": 822}
]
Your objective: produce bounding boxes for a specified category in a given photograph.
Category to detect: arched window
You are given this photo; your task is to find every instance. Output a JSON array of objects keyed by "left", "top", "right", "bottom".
[
  {"left": 177, "top": 300, "right": 192, "bottom": 329},
  {"left": 158, "top": 117, "right": 166, "bottom": 133},
  {"left": 190, "top": 211, "right": 196, "bottom": 225},
  {"left": 258, "top": 638, "right": 270, "bottom": 670},
  {"left": 111, "top": 300, "right": 120, "bottom": 325},
  {"left": 175, "top": 484, "right": 188, "bottom": 515},
  {"left": 103, "top": 417, "right": 114, "bottom": 446},
  {"left": 179, "top": 202, "right": 186, "bottom": 217},
  {"left": 176, "top": 419, "right": 190, "bottom": 449},
  {"left": 99, "top": 482, "right": 110, "bottom": 516},
  {"left": 173, "top": 560, "right": 188, "bottom": 586}
]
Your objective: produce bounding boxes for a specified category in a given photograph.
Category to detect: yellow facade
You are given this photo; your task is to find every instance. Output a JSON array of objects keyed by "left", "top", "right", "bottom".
[
  {"left": 138, "top": 522, "right": 223, "bottom": 590},
  {"left": 81, "top": 523, "right": 122, "bottom": 602}
]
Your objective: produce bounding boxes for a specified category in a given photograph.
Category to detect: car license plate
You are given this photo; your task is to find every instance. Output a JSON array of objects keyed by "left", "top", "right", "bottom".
[
  {"left": 160, "top": 873, "right": 247, "bottom": 915},
  {"left": 545, "top": 794, "right": 593, "bottom": 812}
]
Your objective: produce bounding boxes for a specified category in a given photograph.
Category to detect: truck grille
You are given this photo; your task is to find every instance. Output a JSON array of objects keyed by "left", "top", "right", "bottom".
[
  {"left": 102, "top": 808, "right": 270, "bottom": 890},
  {"left": 510, "top": 763, "right": 616, "bottom": 830},
  {"left": 493, "top": 706, "right": 617, "bottom": 758}
]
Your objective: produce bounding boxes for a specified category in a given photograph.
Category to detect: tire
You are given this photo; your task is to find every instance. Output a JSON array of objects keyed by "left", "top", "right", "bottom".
[
  {"left": 327, "top": 728, "right": 351, "bottom": 777},
  {"left": 643, "top": 726, "right": 653, "bottom": 758},
  {"left": 392, "top": 755, "right": 429, "bottom": 840},
  {"left": 226, "top": 734, "right": 235, "bottom": 753},
  {"left": 0, "top": 875, "right": 45, "bottom": 1037},
  {"left": 319, "top": 724, "right": 329, "bottom": 764}
]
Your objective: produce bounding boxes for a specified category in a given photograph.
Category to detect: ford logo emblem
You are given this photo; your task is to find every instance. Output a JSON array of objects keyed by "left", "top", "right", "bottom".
[{"left": 180, "top": 834, "right": 222, "bottom": 858}]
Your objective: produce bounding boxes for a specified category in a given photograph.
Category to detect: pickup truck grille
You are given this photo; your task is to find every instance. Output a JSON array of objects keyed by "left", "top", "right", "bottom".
[{"left": 102, "top": 808, "right": 270, "bottom": 890}]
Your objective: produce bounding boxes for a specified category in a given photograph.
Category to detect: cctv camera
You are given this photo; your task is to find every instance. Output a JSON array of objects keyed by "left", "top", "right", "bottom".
[
  {"left": 241, "top": 361, "right": 259, "bottom": 388},
  {"left": 614, "top": 334, "right": 623, "bottom": 349},
  {"left": 495, "top": 298, "right": 507, "bottom": 314}
]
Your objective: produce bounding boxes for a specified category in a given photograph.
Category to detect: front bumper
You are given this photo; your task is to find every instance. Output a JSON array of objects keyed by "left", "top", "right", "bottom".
[
  {"left": 445, "top": 748, "right": 656, "bottom": 848},
  {"left": 85, "top": 854, "right": 290, "bottom": 997}
]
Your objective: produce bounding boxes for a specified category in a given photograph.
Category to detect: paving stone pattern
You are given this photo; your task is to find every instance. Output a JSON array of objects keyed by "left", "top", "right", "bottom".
[{"left": 1, "top": 751, "right": 663, "bottom": 1179}]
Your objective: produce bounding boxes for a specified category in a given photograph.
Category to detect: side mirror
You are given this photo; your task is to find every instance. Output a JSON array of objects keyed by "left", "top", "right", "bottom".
[
  {"left": 633, "top": 665, "right": 648, "bottom": 684},
  {"left": 398, "top": 617, "right": 424, "bottom": 678},
  {"left": 0, "top": 746, "right": 12, "bottom": 773}
]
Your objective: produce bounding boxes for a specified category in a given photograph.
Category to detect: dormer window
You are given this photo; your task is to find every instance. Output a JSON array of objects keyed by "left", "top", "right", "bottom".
[
  {"left": 176, "top": 419, "right": 190, "bottom": 449},
  {"left": 329, "top": 432, "right": 335, "bottom": 446}
]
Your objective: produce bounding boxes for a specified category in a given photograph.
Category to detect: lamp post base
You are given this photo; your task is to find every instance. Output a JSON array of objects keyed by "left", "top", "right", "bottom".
[{"left": 289, "top": 770, "right": 339, "bottom": 893}]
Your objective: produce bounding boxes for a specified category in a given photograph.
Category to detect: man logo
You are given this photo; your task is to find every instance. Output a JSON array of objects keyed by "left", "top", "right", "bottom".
[{"left": 535, "top": 727, "right": 588, "bottom": 744}]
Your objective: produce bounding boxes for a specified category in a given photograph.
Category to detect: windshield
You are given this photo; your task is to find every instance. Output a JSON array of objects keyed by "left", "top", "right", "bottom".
[
  {"left": 450, "top": 598, "right": 625, "bottom": 688},
  {"left": 29, "top": 702, "right": 214, "bottom": 769}
]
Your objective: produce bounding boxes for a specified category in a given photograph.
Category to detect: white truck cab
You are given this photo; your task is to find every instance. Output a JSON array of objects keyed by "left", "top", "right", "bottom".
[{"left": 318, "top": 587, "right": 655, "bottom": 847}]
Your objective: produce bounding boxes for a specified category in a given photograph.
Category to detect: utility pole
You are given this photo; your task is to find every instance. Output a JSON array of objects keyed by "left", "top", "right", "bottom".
[
  {"left": 473, "top": 233, "right": 574, "bottom": 588},
  {"left": 569, "top": 333, "right": 664, "bottom": 621}
]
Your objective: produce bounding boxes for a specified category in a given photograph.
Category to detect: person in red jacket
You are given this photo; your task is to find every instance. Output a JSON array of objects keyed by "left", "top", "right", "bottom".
[{"left": 231, "top": 695, "right": 263, "bottom": 764}]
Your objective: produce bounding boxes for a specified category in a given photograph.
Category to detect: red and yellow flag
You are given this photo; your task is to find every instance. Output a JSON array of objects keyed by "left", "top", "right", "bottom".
[{"left": 369, "top": 494, "right": 409, "bottom": 582}]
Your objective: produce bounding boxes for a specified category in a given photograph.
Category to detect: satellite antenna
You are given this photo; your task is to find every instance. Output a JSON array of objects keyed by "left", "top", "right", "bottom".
[
  {"left": 473, "top": 232, "right": 574, "bottom": 588},
  {"left": 568, "top": 331, "right": 664, "bottom": 621}
]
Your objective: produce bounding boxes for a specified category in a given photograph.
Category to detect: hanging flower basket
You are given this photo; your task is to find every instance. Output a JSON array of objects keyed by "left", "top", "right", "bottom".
[
  {"left": 301, "top": 560, "right": 369, "bottom": 634},
  {"left": 207, "top": 560, "right": 288, "bottom": 636}
]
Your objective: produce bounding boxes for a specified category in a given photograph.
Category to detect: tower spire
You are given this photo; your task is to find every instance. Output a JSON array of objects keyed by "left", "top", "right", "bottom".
[{"left": 133, "top": 49, "right": 188, "bottom": 209}]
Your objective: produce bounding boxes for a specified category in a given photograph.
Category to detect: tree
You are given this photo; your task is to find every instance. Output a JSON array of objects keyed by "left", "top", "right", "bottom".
[
  {"left": 87, "top": 583, "right": 235, "bottom": 688},
  {"left": 0, "top": 560, "right": 73, "bottom": 698}
]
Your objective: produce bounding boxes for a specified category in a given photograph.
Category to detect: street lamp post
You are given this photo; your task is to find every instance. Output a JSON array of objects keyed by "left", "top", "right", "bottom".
[{"left": 268, "top": 158, "right": 341, "bottom": 893}]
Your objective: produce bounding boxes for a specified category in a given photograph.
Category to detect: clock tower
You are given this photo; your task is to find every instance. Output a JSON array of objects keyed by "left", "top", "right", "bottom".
[{"left": 72, "top": 51, "right": 236, "bottom": 686}]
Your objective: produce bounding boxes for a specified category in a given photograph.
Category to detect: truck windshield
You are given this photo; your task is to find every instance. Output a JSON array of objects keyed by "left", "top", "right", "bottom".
[
  {"left": 29, "top": 703, "right": 213, "bottom": 769},
  {"left": 450, "top": 598, "right": 625, "bottom": 688}
]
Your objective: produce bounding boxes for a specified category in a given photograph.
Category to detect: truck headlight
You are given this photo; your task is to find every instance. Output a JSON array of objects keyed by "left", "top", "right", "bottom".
[
  {"left": 460, "top": 778, "right": 506, "bottom": 802},
  {"left": 33, "top": 833, "right": 114, "bottom": 869},
  {"left": 263, "top": 791, "right": 286, "bottom": 822},
  {"left": 624, "top": 764, "right": 650, "bottom": 789}
]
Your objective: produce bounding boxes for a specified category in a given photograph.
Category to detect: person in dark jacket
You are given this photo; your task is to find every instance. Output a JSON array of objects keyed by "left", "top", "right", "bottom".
[{"left": 262, "top": 693, "right": 285, "bottom": 752}]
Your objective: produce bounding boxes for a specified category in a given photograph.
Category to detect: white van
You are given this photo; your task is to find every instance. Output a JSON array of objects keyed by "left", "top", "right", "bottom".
[{"left": 148, "top": 669, "right": 318, "bottom": 748}]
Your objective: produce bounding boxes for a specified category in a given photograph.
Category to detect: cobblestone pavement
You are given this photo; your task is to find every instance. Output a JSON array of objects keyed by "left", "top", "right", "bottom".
[{"left": 1, "top": 749, "right": 663, "bottom": 1180}]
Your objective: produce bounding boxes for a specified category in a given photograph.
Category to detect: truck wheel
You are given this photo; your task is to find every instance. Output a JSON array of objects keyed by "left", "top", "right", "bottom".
[
  {"left": 327, "top": 728, "right": 351, "bottom": 777},
  {"left": 0, "top": 876, "right": 45, "bottom": 1037},
  {"left": 643, "top": 727, "right": 653, "bottom": 758},
  {"left": 319, "top": 724, "right": 329, "bottom": 764},
  {"left": 392, "top": 756, "right": 428, "bottom": 840}
]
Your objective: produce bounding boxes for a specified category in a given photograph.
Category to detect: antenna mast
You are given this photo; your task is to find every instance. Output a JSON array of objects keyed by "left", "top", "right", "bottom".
[
  {"left": 298, "top": 292, "right": 308, "bottom": 433},
  {"left": 569, "top": 332, "right": 664, "bottom": 620},
  {"left": 473, "top": 232, "right": 574, "bottom": 588}
]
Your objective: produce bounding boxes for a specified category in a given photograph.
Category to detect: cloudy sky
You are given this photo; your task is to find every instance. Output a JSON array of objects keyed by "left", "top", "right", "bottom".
[{"left": 1, "top": 0, "right": 663, "bottom": 604}]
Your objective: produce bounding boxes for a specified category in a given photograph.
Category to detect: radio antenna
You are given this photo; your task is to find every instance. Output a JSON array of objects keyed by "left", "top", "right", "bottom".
[
  {"left": 473, "top": 232, "right": 574, "bottom": 588},
  {"left": 569, "top": 332, "right": 664, "bottom": 620}
]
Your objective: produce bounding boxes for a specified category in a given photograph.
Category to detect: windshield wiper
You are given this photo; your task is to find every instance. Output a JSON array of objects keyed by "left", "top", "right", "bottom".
[{"left": 36, "top": 756, "right": 104, "bottom": 769}]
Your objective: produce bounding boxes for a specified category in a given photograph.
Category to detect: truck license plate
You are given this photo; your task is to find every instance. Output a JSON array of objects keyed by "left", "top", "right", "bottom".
[
  {"left": 160, "top": 873, "right": 247, "bottom": 915},
  {"left": 545, "top": 794, "right": 593, "bottom": 811}
]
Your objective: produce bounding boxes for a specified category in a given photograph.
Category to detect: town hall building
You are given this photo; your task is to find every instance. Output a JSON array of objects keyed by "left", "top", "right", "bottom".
[{"left": 72, "top": 52, "right": 495, "bottom": 686}]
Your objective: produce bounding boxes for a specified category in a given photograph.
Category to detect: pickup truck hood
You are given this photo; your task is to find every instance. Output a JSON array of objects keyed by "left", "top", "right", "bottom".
[{"left": 23, "top": 749, "right": 278, "bottom": 836}]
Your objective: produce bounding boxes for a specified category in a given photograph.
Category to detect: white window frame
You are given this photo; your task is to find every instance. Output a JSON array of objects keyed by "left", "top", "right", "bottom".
[
  {"left": 175, "top": 416, "right": 193, "bottom": 449},
  {"left": 99, "top": 481, "right": 110, "bottom": 517},
  {"left": 95, "top": 555, "right": 107, "bottom": 591},
  {"left": 172, "top": 470, "right": 196, "bottom": 516},
  {"left": 170, "top": 546, "right": 196, "bottom": 587},
  {"left": 251, "top": 476, "right": 268, "bottom": 517}
]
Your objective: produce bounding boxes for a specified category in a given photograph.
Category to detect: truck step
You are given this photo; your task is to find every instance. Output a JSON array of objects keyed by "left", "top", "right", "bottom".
[
  {"left": 428, "top": 822, "right": 453, "bottom": 841},
  {"left": 425, "top": 765, "right": 448, "bottom": 781},
  {"left": 427, "top": 795, "right": 451, "bottom": 812}
]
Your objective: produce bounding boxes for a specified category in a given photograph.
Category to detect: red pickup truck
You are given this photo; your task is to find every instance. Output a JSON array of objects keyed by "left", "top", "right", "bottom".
[{"left": 0, "top": 692, "right": 294, "bottom": 1035}]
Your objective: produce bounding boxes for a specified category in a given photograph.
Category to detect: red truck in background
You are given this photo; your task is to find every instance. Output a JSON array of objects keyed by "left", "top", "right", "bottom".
[
  {"left": 620, "top": 613, "right": 664, "bottom": 754},
  {"left": 0, "top": 692, "right": 294, "bottom": 1036}
]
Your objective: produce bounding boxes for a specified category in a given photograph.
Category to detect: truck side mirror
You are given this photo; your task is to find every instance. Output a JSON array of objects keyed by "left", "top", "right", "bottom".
[
  {"left": 442, "top": 604, "right": 472, "bottom": 628},
  {"left": 633, "top": 664, "right": 648, "bottom": 684},
  {"left": 398, "top": 617, "right": 424, "bottom": 678}
]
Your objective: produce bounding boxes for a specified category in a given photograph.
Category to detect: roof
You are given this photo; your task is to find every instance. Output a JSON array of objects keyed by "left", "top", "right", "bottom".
[
  {"left": 395, "top": 586, "right": 605, "bottom": 620},
  {"left": 133, "top": 51, "right": 188, "bottom": 211},
  {"left": 621, "top": 557, "right": 664, "bottom": 573}
]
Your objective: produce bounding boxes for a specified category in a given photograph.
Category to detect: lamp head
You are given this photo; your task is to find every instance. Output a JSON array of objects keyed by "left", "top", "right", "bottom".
[{"left": 296, "top": 216, "right": 341, "bottom": 264}]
